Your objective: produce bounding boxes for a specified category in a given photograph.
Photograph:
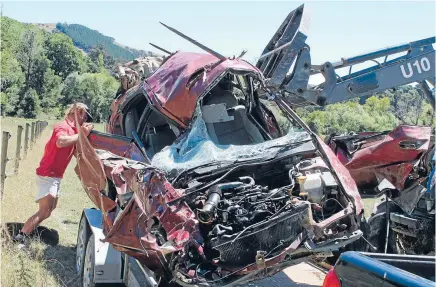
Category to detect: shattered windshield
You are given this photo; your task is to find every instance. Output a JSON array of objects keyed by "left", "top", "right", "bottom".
[{"left": 151, "top": 100, "right": 311, "bottom": 174}]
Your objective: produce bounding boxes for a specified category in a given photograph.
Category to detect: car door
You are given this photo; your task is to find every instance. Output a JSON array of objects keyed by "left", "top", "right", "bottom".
[
  {"left": 75, "top": 126, "right": 149, "bottom": 212},
  {"left": 256, "top": 4, "right": 314, "bottom": 105}
]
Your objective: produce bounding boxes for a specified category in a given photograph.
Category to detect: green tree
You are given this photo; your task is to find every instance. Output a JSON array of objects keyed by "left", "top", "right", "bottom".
[
  {"left": 88, "top": 45, "right": 116, "bottom": 70},
  {"left": 76, "top": 72, "right": 118, "bottom": 122},
  {"left": 387, "top": 85, "right": 426, "bottom": 125},
  {"left": 27, "top": 55, "right": 51, "bottom": 95},
  {"left": 59, "top": 71, "right": 118, "bottom": 122},
  {"left": 44, "top": 33, "right": 82, "bottom": 79},
  {"left": 16, "top": 28, "right": 44, "bottom": 86},
  {"left": 16, "top": 88, "right": 40, "bottom": 118},
  {"left": 417, "top": 102, "right": 435, "bottom": 127},
  {"left": 59, "top": 72, "right": 83, "bottom": 106},
  {"left": 55, "top": 23, "right": 151, "bottom": 62},
  {"left": 40, "top": 68, "right": 62, "bottom": 114},
  {"left": 0, "top": 51, "right": 25, "bottom": 115},
  {"left": 300, "top": 96, "right": 398, "bottom": 135},
  {"left": 1, "top": 17, "right": 25, "bottom": 55}
]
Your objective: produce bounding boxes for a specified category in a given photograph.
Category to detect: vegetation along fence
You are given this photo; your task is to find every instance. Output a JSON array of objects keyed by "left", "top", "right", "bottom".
[{"left": 0, "top": 121, "right": 48, "bottom": 199}]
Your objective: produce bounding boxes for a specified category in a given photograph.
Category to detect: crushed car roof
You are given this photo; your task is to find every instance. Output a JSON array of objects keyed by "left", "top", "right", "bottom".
[{"left": 142, "top": 51, "right": 264, "bottom": 127}]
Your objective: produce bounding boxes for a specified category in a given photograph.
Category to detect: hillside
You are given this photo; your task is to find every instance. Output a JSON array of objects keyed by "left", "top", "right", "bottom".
[{"left": 54, "top": 23, "right": 154, "bottom": 62}]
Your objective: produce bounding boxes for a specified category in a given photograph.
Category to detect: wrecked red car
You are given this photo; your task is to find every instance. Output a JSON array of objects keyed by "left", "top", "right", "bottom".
[
  {"left": 74, "top": 6, "right": 365, "bottom": 286},
  {"left": 325, "top": 126, "right": 433, "bottom": 194},
  {"left": 325, "top": 126, "right": 435, "bottom": 255}
]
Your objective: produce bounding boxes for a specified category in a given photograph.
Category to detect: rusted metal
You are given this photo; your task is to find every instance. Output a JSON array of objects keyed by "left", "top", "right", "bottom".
[
  {"left": 1, "top": 131, "right": 11, "bottom": 198},
  {"left": 14, "top": 125, "right": 23, "bottom": 174},
  {"left": 24, "top": 123, "right": 30, "bottom": 158}
]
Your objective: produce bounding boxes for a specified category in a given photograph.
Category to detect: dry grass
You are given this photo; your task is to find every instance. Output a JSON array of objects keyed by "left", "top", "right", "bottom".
[{"left": 1, "top": 118, "right": 104, "bottom": 287}]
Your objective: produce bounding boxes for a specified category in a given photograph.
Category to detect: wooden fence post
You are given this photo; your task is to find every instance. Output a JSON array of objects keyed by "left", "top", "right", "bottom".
[
  {"left": 1, "top": 131, "right": 11, "bottom": 198},
  {"left": 36, "top": 121, "right": 40, "bottom": 139},
  {"left": 24, "top": 123, "right": 30, "bottom": 158},
  {"left": 30, "top": 122, "right": 35, "bottom": 149},
  {"left": 14, "top": 125, "right": 23, "bottom": 174}
]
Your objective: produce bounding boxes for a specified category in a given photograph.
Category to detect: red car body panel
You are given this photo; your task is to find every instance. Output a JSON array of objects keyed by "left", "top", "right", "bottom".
[
  {"left": 327, "top": 125, "right": 431, "bottom": 191},
  {"left": 143, "top": 51, "right": 263, "bottom": 128},
  {"left": 106, "top": 51, "right": 264, "bottom": 133},
  {"left": 75, "top": 128, "right": 203, "bottom": 274},
  {"left": 318, "top": 136, "right": 364, "bottom": 214}
]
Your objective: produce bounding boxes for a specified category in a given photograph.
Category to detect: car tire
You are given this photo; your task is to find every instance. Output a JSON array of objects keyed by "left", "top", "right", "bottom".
[
  {"left": 76, "top": 214, "right": 91, "bottom": 276},
  {"left": 81, "top": 229, "right": 127, "bottom": 287},
  {"left": 83, "top": 234, "right": 96, "bottom": 287},
  {"left": 367, "top": 209, "right": 399, "bottom": 254}
]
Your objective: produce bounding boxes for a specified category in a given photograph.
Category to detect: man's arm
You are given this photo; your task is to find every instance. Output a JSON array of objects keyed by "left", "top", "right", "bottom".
[
  {"left": 56, "top": 134, "right": 79, "bottom": 148},
  {"left": 55, "top": 123, "right": 94, "bottom": 148}
]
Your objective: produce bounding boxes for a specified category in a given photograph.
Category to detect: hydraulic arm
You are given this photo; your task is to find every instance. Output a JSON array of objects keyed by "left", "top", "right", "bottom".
[
  {"left": 309, "top": 37, "right": 435, "bottom": 108},
  {"left": 256, "top": 4, "right": 435, "bottom": 108}
]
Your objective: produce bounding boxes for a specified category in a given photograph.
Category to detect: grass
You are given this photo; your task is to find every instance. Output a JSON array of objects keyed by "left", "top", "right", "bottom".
[{"left": 1, "top": 118, "right": 104, "bottom": 287}]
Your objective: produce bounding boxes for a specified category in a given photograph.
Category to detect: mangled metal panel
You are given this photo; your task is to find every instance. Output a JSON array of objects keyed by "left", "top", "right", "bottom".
[
  {"left": 74, "top": 131, "right": 203, "bottom": 274},
  {"left": 142, "top": 51, "right": 264, "bottom": 127},
  {"left": 113, "top": 56, "right": 164, "bottom": 92},
  {"left": 330, "top": 125, "right": 431, "bottom": 191}
]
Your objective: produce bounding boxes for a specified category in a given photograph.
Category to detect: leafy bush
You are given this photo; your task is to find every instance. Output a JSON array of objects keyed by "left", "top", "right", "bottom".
[{"left": 1, "top": 16, "right": 119, "bottom": 121}]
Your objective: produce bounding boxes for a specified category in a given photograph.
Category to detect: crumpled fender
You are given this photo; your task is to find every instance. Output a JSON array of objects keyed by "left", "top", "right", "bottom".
[{"left": 73, "top": 113, "right": 202, "bottom": 273}]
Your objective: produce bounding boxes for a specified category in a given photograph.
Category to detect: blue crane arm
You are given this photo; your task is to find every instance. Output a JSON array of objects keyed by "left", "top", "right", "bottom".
[
  {"left": 255, "top": 4, "right": 434, "bottom": 108},
  {"left": 313, "top": 37, "right": 435, "bottom": 73},
  {"left": 311, "top": 37, "right": 435, "bottom": 107}
]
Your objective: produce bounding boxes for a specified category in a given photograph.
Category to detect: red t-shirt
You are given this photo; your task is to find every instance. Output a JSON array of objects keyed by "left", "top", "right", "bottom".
[{"left": 36, "top": 120, "right": 78, "bottom": 178}]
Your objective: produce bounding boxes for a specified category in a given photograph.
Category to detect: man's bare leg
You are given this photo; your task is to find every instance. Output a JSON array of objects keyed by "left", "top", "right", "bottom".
[{"left": 21, "top": 194, "right": 58, "bottom": 234}]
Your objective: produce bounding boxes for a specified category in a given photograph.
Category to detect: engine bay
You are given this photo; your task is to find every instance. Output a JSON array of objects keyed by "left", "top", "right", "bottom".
[{"left": 167, "top": 154, "right": 358, "bottom": 284}]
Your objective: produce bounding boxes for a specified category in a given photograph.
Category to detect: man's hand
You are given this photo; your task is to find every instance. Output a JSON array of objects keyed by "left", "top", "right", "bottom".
[{"left": 81, "top": 123, "right": 94, "bottom": 137}]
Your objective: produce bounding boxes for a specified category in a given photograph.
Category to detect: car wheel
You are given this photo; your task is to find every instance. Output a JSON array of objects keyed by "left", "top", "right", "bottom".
[
  {"left": 76, "top": 214, "right": 91, "bottom": 276},
  {"left": 83, "top": 234, "right": 96, "bottom": 287}
]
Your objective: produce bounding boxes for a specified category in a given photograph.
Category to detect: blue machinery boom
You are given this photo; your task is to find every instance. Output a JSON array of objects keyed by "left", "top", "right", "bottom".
[{"left": 256, "top": 5, "right": 435, "bottom": 109}]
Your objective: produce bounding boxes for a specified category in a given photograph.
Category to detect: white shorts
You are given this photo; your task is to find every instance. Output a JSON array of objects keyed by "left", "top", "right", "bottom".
[{"left": 35, "top": 175, "right": 61, "bottom": 202}]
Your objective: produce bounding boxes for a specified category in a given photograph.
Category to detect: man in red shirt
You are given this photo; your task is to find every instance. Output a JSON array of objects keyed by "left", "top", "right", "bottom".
[{"left": 14, "top": 103, "right": 94, "bottom": 242}]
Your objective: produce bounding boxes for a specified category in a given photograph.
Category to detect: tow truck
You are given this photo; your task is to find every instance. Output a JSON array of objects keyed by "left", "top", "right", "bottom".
[{"left": 75, "top": 4, "right": 435, "bottom": 286}]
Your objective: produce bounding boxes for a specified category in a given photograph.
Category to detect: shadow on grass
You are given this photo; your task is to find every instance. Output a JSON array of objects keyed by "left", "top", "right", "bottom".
[
  {"left": 4, "top": 222, "right": 59, "bottom": 246},
  {"left": 61, "top": 219, "right": 79, "bottom": 225},
  {"left": 3, "top": 222, "right": 81, "bottom": 286},
  {"left": 42, "top": 243, "right": 81, "bottom": 287}
]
